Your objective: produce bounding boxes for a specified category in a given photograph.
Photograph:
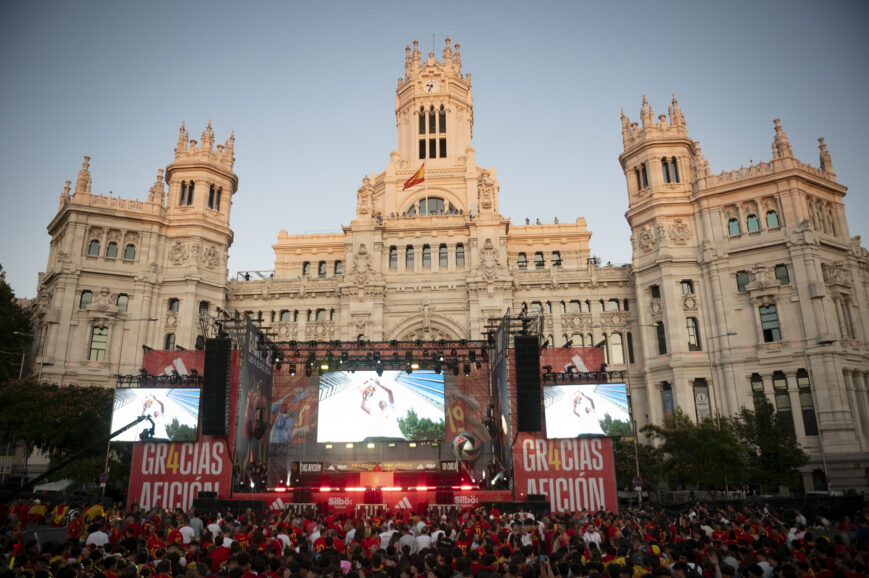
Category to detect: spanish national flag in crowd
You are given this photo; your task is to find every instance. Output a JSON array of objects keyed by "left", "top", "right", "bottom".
[{"left": 402, "top": 163, "right": 425, "bottom": 190}]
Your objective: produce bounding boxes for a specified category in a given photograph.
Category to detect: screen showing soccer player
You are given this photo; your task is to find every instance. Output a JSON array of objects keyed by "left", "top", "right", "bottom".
[
  {"left": 543, "top": 383, "right": 630, "bottom": 439},
  {"left": 110, "top": 388, "right": 201, "bottom": 442},
  {"left": 317, "top": 370, "right": 445, "bottom": 443}
]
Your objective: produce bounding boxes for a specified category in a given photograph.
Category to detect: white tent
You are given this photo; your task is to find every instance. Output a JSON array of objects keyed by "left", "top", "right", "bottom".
[{"left": 33, "top": 479, "right": 72, "bottom": 492}]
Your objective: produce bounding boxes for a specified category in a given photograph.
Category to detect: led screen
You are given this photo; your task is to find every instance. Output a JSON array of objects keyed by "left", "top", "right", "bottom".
[
  {"left": 544, "top": 383, "right": 630, "bottom": 439},
  {"left": 111, "top": 388, "right": 201, "bottom": 442},
  {"left": 316, "top": 370, "right": 445, "bottom": 443}
]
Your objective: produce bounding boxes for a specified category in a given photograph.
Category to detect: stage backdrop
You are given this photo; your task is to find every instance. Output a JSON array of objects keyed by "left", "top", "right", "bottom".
[{"left": 512, "top": 433, "right": 617, "bottom": 513}]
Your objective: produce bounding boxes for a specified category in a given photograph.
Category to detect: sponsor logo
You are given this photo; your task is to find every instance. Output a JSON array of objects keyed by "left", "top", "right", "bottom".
[
  {"left": 328, "top": 497, "right": 352, "bottom": 506},
  {"left": 453, "top": 495, "right": 479, "bottom": 505},
  {"left": 394, "top": 497, "right": 413, "bottom": 510},
  {"left": 300, "top": 462, "right": 322, "bottom": 473},
  {"left": 270, "top": 498, "right": 286, "bottom": 511}
]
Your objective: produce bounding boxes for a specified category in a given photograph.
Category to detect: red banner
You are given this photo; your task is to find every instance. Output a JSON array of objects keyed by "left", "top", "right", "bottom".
[
  {"left": 512, "top": 434, "right": 617, "bottom": 514},
  {"left": 243, "top": 489, "right": 513, "bottom": 513},
  {"left": 128, "top": 439, "right": 232, "bottom": 511}
]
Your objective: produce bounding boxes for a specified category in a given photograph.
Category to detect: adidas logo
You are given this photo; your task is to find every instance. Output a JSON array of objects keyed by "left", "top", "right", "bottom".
[
  {"left": 270, "top": 498, "right": 286, "bottom": 511},
  {"left": 394, "top": 497, "right": 413, "bottom": 510}
]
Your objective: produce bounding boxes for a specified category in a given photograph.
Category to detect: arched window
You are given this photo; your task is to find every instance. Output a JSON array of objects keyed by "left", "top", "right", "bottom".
[
  {"left": 797, "top": 369, "right": 818, "bottom": 436},
  {"left": 686, "top": 317, "right": 701, "bottom": 351},
  {"left": 215, "top": 187, "right": 222, "bottom": 211},
  {"left": 746, "top": 214, "right": 760, "bottom": 232},
  {"left": 180, "top": 181, "right": 194, "bottom": 206},
  {"left": 168, "top": 298, "right": 180, "bottom": 313},
  {"left": 610, "top": 333, "right": 625, "bottom": 365},
  {"left": 106, "top": 242, "right": 118, "bottom": 258},
  {"left": 123, "top": 244, "right": 136, "bottom": 260},
  {"left": 79, "top": 290, "right": 93, "bottom": 309},
  {"left": 89, "top": 326, "right": 108, "bottom": 361},
  {"left": 661, "top": 158, "right": 670, "bottom": 183},
  {"left": 766, "top": 210, "right": 780, "bottom": 228},
  {"left": 772, "top": 371, "right": 794, "bottom": 433},
  {"left": 164, "top": 333, "right": 176, "bottom": 350},
  {"left": 318, "top": 261, "right": 327, "bottom": 277},
  {"left": 418, "top": 105, "right": 447, "bottom": 160},
  {"left": 280, "top": 310, "right": 291, "bottom": 322},
  {"left": 117, "top": 294, "right": 129, "bottom": 314},
  {"left": 186, "top": 181, "right": 194, "bottom": 205},
  {"left": 88, "top": 239, "right": 101, "bottom": 256},
  {"left": 736, "top": 271, "right": 749, "bottom": 293},
  {"left": 388, "top": 247, "right": 398, "bottom": 269},
  {"left": 534, "top": 252, "right": 545, "bottom": 269},
  {"left": 208, "top": 185, "right": 217, "bottom": 209},
  {"left": 560, "top": 301, "right": 566, "bottom": 313},
  {"left": 302, "top": 262, "right": 311, "bottom": 276},
  {"left": 199, "top": 300, "right": 210, "bottom": 316},
  {"left": 179, "top": 182, "right": 188, "bottom": 206},
  {"left": 517, "top": 253, "right": 527, "bottom": 269},
  {"left": 455, "top": 243, "right": 465, "bottom": 266},
  {"left": 334, "top": 261, "right": 343, "bottom": 275},
  {"left": 407, "top": 197, "right": 446, "bottom": 216},
  {"left": 405, "top": 245, "right": 414, "bottom": 269},
  {"left": 422, "top": 245, "right": 431, "bottom": 268},
  {"left": 774, "top": 264, "right": 790, "bottom": 286},
  {"left": 681, "top": 280, "right": 694, "bottom": 295},
  {"left": 439, "top": 244, "right": 448, "bottom": 268},
  {"left": 551, "top": 251, "right": 562, "bottom": 267},
  {"left": 568, "top": 300, "right": 581, "bottom": 313},
  {"left": 728, "top": 218, "right": 741, "bottom": 236}
]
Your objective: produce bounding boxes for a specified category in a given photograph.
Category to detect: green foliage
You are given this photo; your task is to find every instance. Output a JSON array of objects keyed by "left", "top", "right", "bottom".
[
  {"left": 0, "top": 265, "right": 32, "bottom": 381},
  {"left": 733, "top": 397, "right": 808, "bottom": 491},
  {"left": 612, "top": 437, "right": 662, "bottom": 490},
  {"left": 398, "top": 408, "right": 445, "bottom": 441},
  {"left": 166, "top": 417, "right": 197, "bottom": 441},
  {"left": 599, "top": 413, "right": 631, "bottom": 437}
]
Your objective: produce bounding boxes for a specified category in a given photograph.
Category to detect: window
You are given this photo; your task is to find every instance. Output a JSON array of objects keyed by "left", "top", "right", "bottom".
[
  {"left": 650, "top": 284, "right": 661, "bottom": 299},
  {"left": 88, "top": 239, "right": 101, "bottom": 256},
  {"left": 302, "top": 262, "right": 311, "bottom": 276},
  {"left": 623, "top": 299, "right": 630, "bottom": 311},
  {"left": 774, "top": 264, "right": 790, "bottom": 286},
  {"left": 123, "top": 244, "right": 136, "bottom": 260},
  {"left": 682, "top": 317, "right": 700, "bottom": 351},
  {"left": 117, "top": 294, "right": 129, "bottom": 314},
  {"left": 164, "top": 333, "right": 176, "bottom": 350},
  {"left": 106, "top": 242, "right": 118, "bottom": 258},
  {"left": 656, "top": 322, "right": 667, "bottom": 355},
  {"left": 766, "top": 210, "right": 779, "bottom": 228},
  {"left": 760, "top": 304, "right": 782, "bottom": 342},
  {"left": 418, "top": 105, "right": 446, "bottom": 159},
  {"left": 405, "top": 245, "right": 414, "bottom": 269},
  {"left": 773, "top": 371, "right": 794, "bottom": 434},
  {"left": 568, "top": 300, "right": 581, "bottom": 313},
  {"left": 728, "top": 218, "right": 741, "bottom": 236},
  {"left": 661, "top": 158, "right": 670, "bottom": 183},
  {"left": 208, "top": 185, "right": 217, "bottom": 209},
  {"left": 560, "top": 301, "right": 566, "bottom": 313},
  {"left": 199, "top": 300, "right": 209, "bottom": 316},
  {"left": 79, "top": 290, "right": 93, "bottom": 309},
  {"left": 439, "top": 244, "right": 448, "bottom": 268},
  {"left": 389, "top": 247, "right": 398, "bottom": 269},
  {"left": 661, "top": 157, "right": 680, "bottom": 184},
  {"left": 610, "top": 333, "right": 625, "bottom": 365},
  {"left": 636, "top": 162, "right": 649, "bottom": 189},
  {"left": 89, "top": 326, "right": 108, "bottom": 361},
  {"left": 407, "top": 197, "right": 446, "bottom": 216},
  {"left": 751, "top": 373, "right": 765, "bottom": 405},
  {"left": 551, "top": 251, "right": 562, "bottom": 267},
  {"left": 168, "top": 298, "right": 180, "bottom": 313},
  {"left": 316, "top": 309, "right": 328, "bottom": 321},
  {"left": 318, "top": 261, "right": 327, "bottom": 278},
  {"left": 797, "top": 369, "right": 818, "bottom": 436},
  {"left": 422, "top": 245, "right": 431, "bottom": 268},
  {"left": 530, "top": 301, "right": 543, "bottom": 315},
  {"left": 179, "top": 181, "right": 194, "bottom": 206},
  {"left": 746, "top": 214, "right": 760, "bottom": 232},
  {"left": 534, "top": 252, "right": 545, "bottom": 269},
  {"left": 280, "top": 310, "right": 291, "bottom": 322},
  {"left": 837, "top": 297, "right": 855, "bottom": 339},
  {"left": 608, "top": 298, "right": 621, "bottom": 312},
  {"left": 334, "top": 261, "right": 343, "bottom": 275},
  {"left": 626, "top": 332, "right": 635, "bottom": 364},
  {"left": 661, "top": 382, "right": 674, "bottom": 416},
  {"left": 680, "top": 280, "right": 694, "bottom": 295},
  {"left": 736, "top": 271, "right": 749, "bottom": 293},
  {"left": 517, "top": 253, "right": 527, "bottom": 269},
  {"left": 195, "top": 335, "right": 205, "bottom": 350},
  {"left": 455, "top": 243, "right": 465, "bottom": 267},
  {"left": 215, "top": 188, "right": 222, "bottom": 211}
]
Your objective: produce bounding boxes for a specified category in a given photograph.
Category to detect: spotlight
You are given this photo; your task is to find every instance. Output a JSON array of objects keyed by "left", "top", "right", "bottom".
[
  {"left": 373, "top": 352, "right": 380, "bottom": 361},
  {"left": 305, "top": 366, "right": 312, "bottom": 377},
  {"left": 463, "top": 363, "right": 471, "bottom": 376},
  {"left": 452, "top": 364, "right": 459, "bottom": 376},
  {"left": 450, "top": 348, "right": 457, "bottom": 357},
  {"left": 289, "top": 365, "right": 296, "bottom": 376},
  {"left": 469, "top": 350, "right": 476, "bottom": 363},
  {"left": 405, "top": 363, "right": 413, "bottom": 375},
  {"left": 434, "top": 363, "right": 442, "bottom": 374},
  {"left": 375, "top": 361, "right": 384, "bottom": 376}
]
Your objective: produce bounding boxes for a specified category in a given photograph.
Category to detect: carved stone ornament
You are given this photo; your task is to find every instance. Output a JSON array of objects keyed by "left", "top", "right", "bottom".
[
  {"left": 166, "top": 314, "right": 177, "bottom": 328},
  {"left": 668, "top": 219, "right": 691, "bottom": 245},
  {"left": 650, "top": 298, "right": 662, "bottom": 315},
  {"left": 477, "top": 169, "right": 495, "bottom": 211},
  {"left": 682, "top": 295, "right": 697, "bottom": 311},
  {"left": 637, "top": 227, "right": 657, "bottom": 251},
  {"left": 87, "top": 287, "right": 117, "bottom": 313},
  {"left": 202, "top": 245, "right": 220, "bottom": 269},
  {"left": 276, "top": 323, "right": 297, "bottom": 340},
  {"left": 168, "top": 241, "right": 188, "bottom": 265},
  {"left": 353, "top": 244, "right": 372, "bottom": 287},
  {"left": 357, "top": 176, "right": 374, "bottom": 216},
  {"left": 481, "top": 239, "right": 498, "bottom": 281}
]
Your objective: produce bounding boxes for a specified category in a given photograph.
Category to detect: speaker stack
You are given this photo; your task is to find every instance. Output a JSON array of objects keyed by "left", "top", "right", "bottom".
[
  {"left": 514, "top": 335, "right": 542, "bottom": 431},
  {"left": 202, "top": 338, "right": 231, "bottom": 436}
]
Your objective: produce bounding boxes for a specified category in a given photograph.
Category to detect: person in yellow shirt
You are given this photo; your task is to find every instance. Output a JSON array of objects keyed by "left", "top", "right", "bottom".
[
  {"left": 83, "top": 501, "right": 105, "bottom": 523},
  {"left": 27, "top": 499, "right": 48, "bottom": 524},
  {"left": 51, "top": 501, "right": 69, "bottom": 527}
]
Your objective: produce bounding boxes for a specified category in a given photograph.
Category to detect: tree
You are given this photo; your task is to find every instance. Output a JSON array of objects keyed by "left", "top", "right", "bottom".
[
  {"left": 732, "top": 397, "right": 808, "bottom": 491},
  {"left": 166, "top": 417, "right": 197, "bottom": 441},
  {"left": 0, "top": 265, "right": 32, "bottom": 381},
  {"left": 599, "top": 413, "right": 632, "bottom": 437},
  {"left": 398, "top": 408, "right": 445, "bottom": 441},
  {"left": 642, "top": 409, "right": 747, "bottom": 490},
  {"left": 611, "top": 436, "right": 662, "bottom": 491}
]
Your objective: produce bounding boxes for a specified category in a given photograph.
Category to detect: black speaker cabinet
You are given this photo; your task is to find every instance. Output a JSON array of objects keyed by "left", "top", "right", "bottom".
[
  {"left": 202, "top": 338, "right": 231, "bottom": 436},
  {"left": 515, "top": 335, "right": 542, "bottom": 431}
]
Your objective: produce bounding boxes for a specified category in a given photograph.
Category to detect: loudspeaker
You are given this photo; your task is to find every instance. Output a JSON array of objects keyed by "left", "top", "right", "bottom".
[
  {"left": 202, "top": 338, "right": 231, "bottom": 436},
  {"left": 192, "top": 498, "right": 219, "bottom": 514},
  {"left": 290, "top": 461, "right": 302, "bottom": 486},
  {"left": 515, "top": 336, "right": 542, "bottom": 431}
]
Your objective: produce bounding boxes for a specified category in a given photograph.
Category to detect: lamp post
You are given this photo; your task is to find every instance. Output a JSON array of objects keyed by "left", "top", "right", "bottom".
[{"left": 705, "top": 330, "right": 736, "bottom": 499}]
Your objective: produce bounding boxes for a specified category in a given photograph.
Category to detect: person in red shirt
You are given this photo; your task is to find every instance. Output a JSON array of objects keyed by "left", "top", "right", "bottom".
[
  {"left": 166, "top": 523, "right": 183, "bottom": 546},
  {"left": 66, "top": 511, "right": 84, "bottom": 542}
]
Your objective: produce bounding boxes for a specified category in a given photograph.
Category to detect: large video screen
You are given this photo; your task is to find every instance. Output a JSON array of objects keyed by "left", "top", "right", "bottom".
[
  {"left": 544, "top": 383, "right": 630, "bottom": 439},
  {"left": 111, "top": 388, "right": 201, "bottom": 442},
  {"left": 317, "top": 370, "right": 445, "bottom": 443}
]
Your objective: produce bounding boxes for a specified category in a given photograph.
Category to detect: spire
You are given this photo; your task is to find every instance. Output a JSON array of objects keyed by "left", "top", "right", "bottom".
[
  {"left": 59, "top": 179, "right": 71, "bottom": 209},
  {"left": 148, "top": 168, "right": 165, "bottom": 204},
  {"left": 694, "top": 141, "right": 710, "bottom": 178},
  {"left": 669, "top": 94, "right": 685, "bottom": 128},
  {"left": 405, "top": 44, "right": 412, "bottom": 78},
  {"left": 443, "top": 36, "right": 453, "bottom": 69},
  {"left": 818, "top": 137, "right": 834, "bottom": 174},
  {"left": 620, "top": 109, "right": 631, "bottom": 147},
  {"left": 640, "top": 95, "right": 654, "bottom": 129},
  {"left": 453, "top": 41, "right": 461, "bottom": 75},
  {"left": 201, "top": 120, "right": 214, "bottom": 152},
  {"left": 175, "top": 121, "right": 189, "bottom": 156},
  {"left": 74, "top": 156, "right": 92, "bottom": 196},
  {"left": 772, "top": 118, "right": 793, "bottom": 159},
  {"left": 412, "top": 39, "right": 421, "bottom": 70}
]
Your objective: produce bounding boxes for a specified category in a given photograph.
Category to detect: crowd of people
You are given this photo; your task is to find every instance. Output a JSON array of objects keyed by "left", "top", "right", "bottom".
[{"left": 0, "top": 496, "right": 866, "bottom": 578}]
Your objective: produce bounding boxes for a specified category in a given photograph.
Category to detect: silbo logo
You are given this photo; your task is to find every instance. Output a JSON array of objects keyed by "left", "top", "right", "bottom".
[
  {"left": 453, "top": 495, "right": 479, "bottom": 505},
  {"left": 328, "top": 497, "right": 351, "bottom": 506}
]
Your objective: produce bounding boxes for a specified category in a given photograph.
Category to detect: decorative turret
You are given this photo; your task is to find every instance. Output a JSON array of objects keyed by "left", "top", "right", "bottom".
[
  {"left": 148, "top": 168, "right": 165, "bottom": 205},
  {"left": 819, "top": 137, "right": 834, "bottom": 175},
  {"left": 58, "top": 180, "right": 71, "bottom": 210},
  {"left": 73, "top": 156, "right": 92, "bottom": 197},
  {"left": 620, "top": 94, "right": 689, "bottom": 150},
  {"left": 171, "top": 121, "right": 235, "bottom": 171},
  {"left": 771, "top": 118, "right": 793, "bottom": 159},
  {"left": 693, "top": 141, "right": 710, "bottom": 179}
]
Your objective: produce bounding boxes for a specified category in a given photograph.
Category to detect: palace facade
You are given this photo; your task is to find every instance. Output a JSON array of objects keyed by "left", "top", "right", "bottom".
[{"left": 31, "top": 39, "right": 869, "bottom": 493}]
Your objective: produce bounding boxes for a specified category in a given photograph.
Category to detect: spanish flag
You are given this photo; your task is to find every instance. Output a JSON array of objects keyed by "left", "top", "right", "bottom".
[{"left": 402, "top": 162, "right": 425, "bottom": 190}]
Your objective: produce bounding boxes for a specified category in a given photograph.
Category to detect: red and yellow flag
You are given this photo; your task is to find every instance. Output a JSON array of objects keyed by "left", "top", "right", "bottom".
[{"left": 402, "top": 163, "right": 425, "bottom": 191}]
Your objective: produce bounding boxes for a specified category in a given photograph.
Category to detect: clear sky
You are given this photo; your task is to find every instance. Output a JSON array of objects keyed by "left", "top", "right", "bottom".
[{"left": 2, "top": 1, "right": 867, "bottom": 298}]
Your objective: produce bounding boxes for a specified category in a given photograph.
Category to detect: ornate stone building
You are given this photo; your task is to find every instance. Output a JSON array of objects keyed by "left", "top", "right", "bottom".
[{"left": 32, "top": 39, "right": 869, "bottom": 492}]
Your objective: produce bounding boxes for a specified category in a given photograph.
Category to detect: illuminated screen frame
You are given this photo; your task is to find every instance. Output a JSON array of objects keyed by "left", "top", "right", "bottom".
[
  {"left": 543, "top": 383, "right": 630, "bottom": 439},
  {"left": 111, "top": 388, "right": 201, "bottom": 442},
  {"left": 316, "top": 370, "right": 445, "bottom": 443}
]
